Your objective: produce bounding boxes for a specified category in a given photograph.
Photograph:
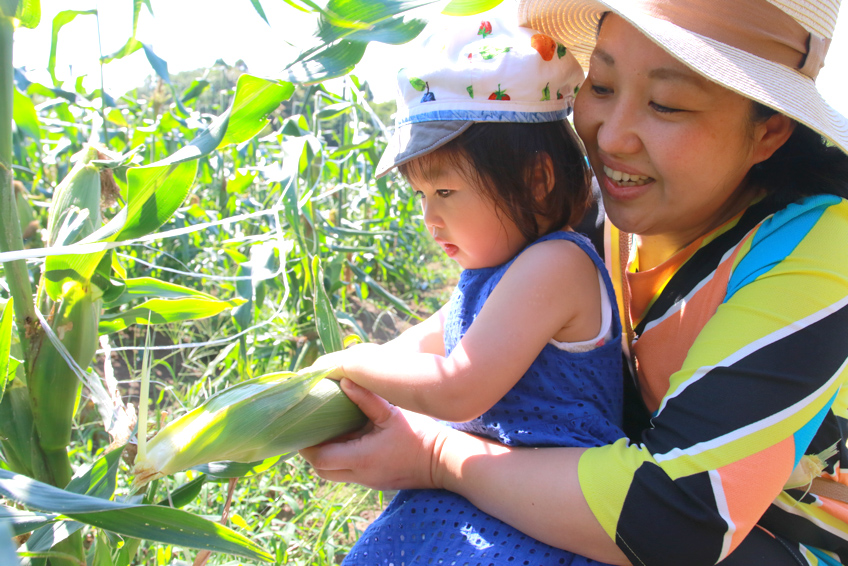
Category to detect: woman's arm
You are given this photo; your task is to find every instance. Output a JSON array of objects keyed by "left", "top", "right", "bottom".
[
  {"left": 326, "top": 239, "right": 601, "bottom": 421},
  {"left": 300, "top": 378, "right": 631, "bottom": 565}
]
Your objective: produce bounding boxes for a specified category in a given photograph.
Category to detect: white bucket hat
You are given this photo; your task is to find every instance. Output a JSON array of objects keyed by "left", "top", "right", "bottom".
[
  {"left": 517, "top": 0, "right": 848, "bottom": 155},
  {"left": 376, "top": 8, "right": 585, "bottom": 177}
]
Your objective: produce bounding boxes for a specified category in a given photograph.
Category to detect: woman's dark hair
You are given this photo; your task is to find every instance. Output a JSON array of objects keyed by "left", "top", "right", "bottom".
[
  {"left": 747, "top": 105, "right": 848, "bottom": 206},
  {"left": 398, "top": 121, "right": 591, "bottom": 243}
]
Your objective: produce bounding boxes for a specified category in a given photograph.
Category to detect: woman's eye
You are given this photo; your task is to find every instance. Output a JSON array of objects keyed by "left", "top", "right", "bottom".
[
  {"left": 436, "top": 190, "right": 452, "bottom": 198},
  {"left": 590, "top": 84, "right": 613, "bottom": 96},
  {"left": 650, "top": 101, "right": 683, "bottom": 114}
]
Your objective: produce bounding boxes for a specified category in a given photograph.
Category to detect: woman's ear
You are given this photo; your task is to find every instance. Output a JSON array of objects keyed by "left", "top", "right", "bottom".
[
  {"left": 752, "top": 113, "right": 795, "bottom": 165},
  {"left": 530, "top": 152, "right": 556, "bottom": 203}
]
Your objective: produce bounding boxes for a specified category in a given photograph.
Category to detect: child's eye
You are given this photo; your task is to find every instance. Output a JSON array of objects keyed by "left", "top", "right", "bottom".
[
  {"left": 435, "top": 190, "right": 452, "bottom": 198},
  {"left": 650, "top": 101, "right": 683, "bottom": 114},
  {"left": 414, "top": 190, "right": 425, "bottom": 200}
]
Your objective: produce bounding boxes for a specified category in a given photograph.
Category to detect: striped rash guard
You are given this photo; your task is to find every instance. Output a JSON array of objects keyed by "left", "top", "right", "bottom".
[{"left": 578, "top": 195, "right": 848, "bottom": 565}]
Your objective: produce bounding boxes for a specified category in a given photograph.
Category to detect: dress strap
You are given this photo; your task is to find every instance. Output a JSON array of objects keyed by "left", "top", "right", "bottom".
[{"left": 523, "top": 230, "right": 623, "bottom": 341}]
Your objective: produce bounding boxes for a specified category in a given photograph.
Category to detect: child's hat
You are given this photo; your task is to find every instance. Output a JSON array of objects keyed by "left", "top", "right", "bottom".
[
  {"left": 518, "top": 0, "right": 848, "bottom": 155},
  {"left": 376, "top": 9, "right": 584, "bottom": 178}
]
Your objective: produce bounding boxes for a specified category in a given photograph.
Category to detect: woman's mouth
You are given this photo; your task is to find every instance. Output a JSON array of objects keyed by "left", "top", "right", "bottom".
[{"left": 602, "top": 165, "right": 652, "bottom": 187}]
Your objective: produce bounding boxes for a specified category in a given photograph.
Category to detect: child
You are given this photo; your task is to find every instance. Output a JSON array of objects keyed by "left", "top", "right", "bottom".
[{"left": 316, "top": 12, "right": 624, "bottom": 565}]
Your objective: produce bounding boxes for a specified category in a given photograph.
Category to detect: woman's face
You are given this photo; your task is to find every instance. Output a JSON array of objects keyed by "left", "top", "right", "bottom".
[{"left": 574, "top": 15, "right": 766, "bottom": 249}]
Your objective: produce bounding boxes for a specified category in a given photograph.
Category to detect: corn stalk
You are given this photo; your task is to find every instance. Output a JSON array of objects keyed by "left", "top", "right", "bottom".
[{"left": 0, "top": 15, "right": 35, "bottom": 356}]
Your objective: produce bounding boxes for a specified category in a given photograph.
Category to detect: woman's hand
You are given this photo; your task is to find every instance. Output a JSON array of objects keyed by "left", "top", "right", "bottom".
[{"left": 299, "top": 378, "right": 448, "bottom": 491}]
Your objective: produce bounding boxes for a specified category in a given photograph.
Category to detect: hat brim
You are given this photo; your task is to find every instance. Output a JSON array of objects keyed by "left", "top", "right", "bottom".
[
  {"left": 518, "top": 0, "right": 848, "bottom": 155},
  {"left": 376, "top": 120, "right": 475, "bottom": 178}
]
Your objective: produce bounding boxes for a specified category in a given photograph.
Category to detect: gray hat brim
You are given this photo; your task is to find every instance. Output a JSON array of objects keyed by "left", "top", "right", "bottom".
[{"left": 376, "top": 120, "right": 474, "bottom": 178}]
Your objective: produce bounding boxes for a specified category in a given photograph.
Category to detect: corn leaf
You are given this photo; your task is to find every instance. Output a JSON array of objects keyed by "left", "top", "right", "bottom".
[
  {"left": 12, "top": 88, "right": 40, "bottom": 140},
  {"left": 22, "top": 448, "right": 124, "bottom": 553},
  {"left": 0, "top": 506, "right": 58, "bottom": 537},
  {"left": 133, "top": 0, "right": 153, "bottom": 36},
  {"left": 91, "top": 531, "right": 111, "bottom": 566},
  {"left": 0, "top": 298, "right": 12, "bottom": 405},
  {"left": 155, "top": 475, "right": 206, "bottom": 508},
  {"left": 442, "top": 0, "right": 504, "bottom": 15},
  {"left": 193, "top": 456, "right": 286, "bottom": 480},
  {"left": 100, "top": 37, "right": 143, "bottom": 65},
  {"left": 104, "top": 277, "right": 220, "bottom": 308},
  {"left": 0, "top": 522, "right": 19, "bottom": 566},
  {"left": 312, "top": 256, "right": 344, "bottom": 353},
  {"left": 48, "top": 10, "right": 98, "bottom": 86},
  {"left": 316, "top": 102, "right": 354, "bottom": 120},
  {"left": 153, "top": 75, "right": 295, "bottom": 166},
  {"left": 0, "top": 470, "right": 273, "bottom": 562},
  {"left": 250, "top": 0, "right": 270, "bottom": 25},
  {"left": 218, "top": 75, "right": 295, "bottom": 148},
  {"left": 99, "top": 296, "right": 247, "bottom": 334},
  {"left": 14, "top": 0, "right": 41, "bottom": 28},
  {"left": 180, "top": 78, "right": 210, "bottom": 103}
]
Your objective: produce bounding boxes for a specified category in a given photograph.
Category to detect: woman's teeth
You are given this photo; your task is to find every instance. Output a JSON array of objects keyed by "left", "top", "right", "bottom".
[{"left": 603, "top": 166, "right": 651, "bottom": 186}]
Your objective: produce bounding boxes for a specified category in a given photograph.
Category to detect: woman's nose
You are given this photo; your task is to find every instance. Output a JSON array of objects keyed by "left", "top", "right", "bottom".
[{"left": 597, "top": 104, "right": 643, "bottom": 156}]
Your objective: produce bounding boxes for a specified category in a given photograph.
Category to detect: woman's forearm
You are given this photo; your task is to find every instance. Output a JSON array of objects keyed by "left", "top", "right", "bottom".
[{"left": 433, "top": 428, "right": 631, "bottom": 565}]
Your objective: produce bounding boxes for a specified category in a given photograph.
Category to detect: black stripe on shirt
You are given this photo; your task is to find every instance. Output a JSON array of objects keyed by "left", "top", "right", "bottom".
[{"left": 641, "top": 300, "right": 848, "bottom": 453}]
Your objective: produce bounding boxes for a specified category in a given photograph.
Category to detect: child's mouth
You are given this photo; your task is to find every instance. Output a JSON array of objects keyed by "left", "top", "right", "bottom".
[{"left": 442, "top": 243, "right": 459, "bottom": 257}]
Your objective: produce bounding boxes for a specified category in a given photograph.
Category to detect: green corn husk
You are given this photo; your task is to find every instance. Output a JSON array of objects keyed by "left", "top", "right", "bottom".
[
  {"left": 46, "top": 145, "right": 103, "bottom": 247},
  {"left": 131, "top": 368, "right": 366, "bottom": 490},
  {"left": 29, "top": 281, "right": 100, "bottom": 456}
]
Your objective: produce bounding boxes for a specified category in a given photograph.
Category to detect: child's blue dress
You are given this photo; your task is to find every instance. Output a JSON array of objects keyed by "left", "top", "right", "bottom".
[{"left": 343, "top": 231, "right": 625, "bottom": 565}]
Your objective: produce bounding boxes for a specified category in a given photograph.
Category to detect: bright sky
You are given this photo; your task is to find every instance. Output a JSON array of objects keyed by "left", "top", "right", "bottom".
[{"left": 14, "top": 0, "right": 848, "bottom": 118}]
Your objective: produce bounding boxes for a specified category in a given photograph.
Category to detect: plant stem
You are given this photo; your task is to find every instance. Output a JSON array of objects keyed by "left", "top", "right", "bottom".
[{"left": 0, "top": 17, "right": 35, "bottom": 353}]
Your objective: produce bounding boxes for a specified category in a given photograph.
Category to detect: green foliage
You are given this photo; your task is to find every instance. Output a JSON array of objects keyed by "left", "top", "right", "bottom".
[{"left": 0, "top": 0, "right": 461, "bottom": 563}]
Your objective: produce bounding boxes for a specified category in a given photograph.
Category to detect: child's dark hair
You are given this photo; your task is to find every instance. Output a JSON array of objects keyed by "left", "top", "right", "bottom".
[
  {"left": 399, "top": 121, "right": 591, "bottom": 243},
  {"left": 748, "top": 102, "right": 848, "bottom": 206}
]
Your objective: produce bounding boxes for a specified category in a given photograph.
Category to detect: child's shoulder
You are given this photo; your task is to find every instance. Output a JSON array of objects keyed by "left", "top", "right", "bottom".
[{"left": 507, "top": 231, "right": 600, "bottom": 284}]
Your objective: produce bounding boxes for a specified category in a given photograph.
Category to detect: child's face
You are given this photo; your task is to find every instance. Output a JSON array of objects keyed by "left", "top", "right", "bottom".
[
  {"left": 408, "top": 153, "right": 527, "bottom": 270},
  {"left": 574, "top": 14, "right": 766, "bottom": 249}
]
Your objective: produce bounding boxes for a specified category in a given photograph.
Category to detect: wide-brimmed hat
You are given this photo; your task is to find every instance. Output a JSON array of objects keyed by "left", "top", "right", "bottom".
[
  {"left": 376, "top": 8, "right": 585, "bottom": 177},
  {"left": 518, "top": 0, "right": 848, "bottom": 155}
]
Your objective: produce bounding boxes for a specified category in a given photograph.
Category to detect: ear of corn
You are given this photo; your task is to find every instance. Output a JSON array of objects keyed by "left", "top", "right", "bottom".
[
  {"left": 28, "top": 281, "right": 101, "bottom": 487},
  {"left": 46, "top": 145, "right": 103, "bottom": 247},
  {"left": 131, "top": 368, "right": 367, "bottom": 490},
  {"left": 0, "top": 382, "right": 35, "bottom": 477},
  {"left": 26, "top": 144, "right": 106, "bottom": 488}
]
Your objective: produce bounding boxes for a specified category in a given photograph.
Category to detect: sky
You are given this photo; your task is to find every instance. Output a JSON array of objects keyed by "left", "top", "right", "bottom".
[{"left": 13, "top": 0, "right": 848, "bottom": 118}]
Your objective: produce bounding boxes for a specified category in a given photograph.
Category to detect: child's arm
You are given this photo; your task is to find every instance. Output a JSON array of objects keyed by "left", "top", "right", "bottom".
[
  {"left": 329, "top": 239, "right": 602, "bottom": 422},
  {"left": 381, "top": 303, "right": 448, "bottom": 356}
]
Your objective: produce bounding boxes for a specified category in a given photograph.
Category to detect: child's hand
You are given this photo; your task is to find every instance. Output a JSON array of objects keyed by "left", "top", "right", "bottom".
[
  {"left": 310, "top": 351, "right": 347, "bottom": 380},
  {"left": 312, "top": 342, "right": 381, "bottom": 381}
]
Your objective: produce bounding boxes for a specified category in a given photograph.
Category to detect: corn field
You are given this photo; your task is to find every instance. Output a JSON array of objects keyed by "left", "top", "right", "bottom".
[{"left": 0, "top": 1, "right": 497, "bottom": 564}]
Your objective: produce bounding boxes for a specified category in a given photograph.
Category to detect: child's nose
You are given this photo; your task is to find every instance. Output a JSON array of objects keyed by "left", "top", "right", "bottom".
[{"left": 422, "top": 200, "right": 444, "bottom": 229}]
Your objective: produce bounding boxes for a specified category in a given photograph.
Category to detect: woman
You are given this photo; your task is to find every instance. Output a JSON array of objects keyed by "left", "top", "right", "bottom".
[{"left": 301, "top": 0, "right": 848, "bottom": 564}]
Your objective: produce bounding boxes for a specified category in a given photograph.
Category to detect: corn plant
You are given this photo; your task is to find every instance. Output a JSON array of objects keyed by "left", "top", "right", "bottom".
[{"left": 0, "top": 0, "right": 496, "bottom": 564}]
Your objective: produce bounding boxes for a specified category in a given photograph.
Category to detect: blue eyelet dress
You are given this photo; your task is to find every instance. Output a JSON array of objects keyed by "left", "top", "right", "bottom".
[{"left": 342, "top": 230, "right": 626, "bottom": 565}]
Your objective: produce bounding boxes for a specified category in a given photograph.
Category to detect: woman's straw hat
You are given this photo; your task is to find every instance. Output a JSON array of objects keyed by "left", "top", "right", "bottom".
[{"left": 518, "top": 0, "right": 848, "bottom": 155}]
